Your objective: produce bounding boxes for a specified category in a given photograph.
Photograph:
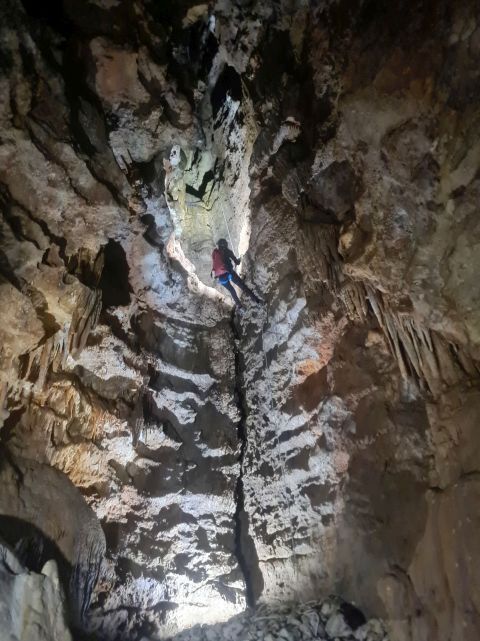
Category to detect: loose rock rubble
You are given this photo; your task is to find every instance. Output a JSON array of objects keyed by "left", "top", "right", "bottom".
[{"left": 169, "top": 598, "right": 388, "bottom": 641}]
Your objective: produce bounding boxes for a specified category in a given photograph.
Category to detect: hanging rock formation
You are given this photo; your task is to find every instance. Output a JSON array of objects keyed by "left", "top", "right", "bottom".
[{"left": 1, "top": 1, "right": 480, "bottom": 640}]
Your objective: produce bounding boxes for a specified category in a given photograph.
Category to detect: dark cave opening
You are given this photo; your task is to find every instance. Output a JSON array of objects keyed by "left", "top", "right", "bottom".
[
  {"left": 98, "top": 240, "right": 132, "bottom": 309},
  {"left": 0, "top": 514, "right": 75, "bottom": 619},
  {"left": 211, "top": 65, "right": 243, "bottom": 118},
  {"left": 20, "top": 0, "right": 74, "bottom": 36}
]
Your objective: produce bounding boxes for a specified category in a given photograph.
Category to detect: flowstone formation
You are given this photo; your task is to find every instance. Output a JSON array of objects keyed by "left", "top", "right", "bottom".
[{"left": 1, "top": 1, "right": 480, "bottom": 641}]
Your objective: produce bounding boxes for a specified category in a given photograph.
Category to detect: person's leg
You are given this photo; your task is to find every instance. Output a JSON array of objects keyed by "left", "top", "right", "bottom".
[
  {"left": 230, "top": 271, "right": 261, "bottom": 303},
  {"left": 222, "top": 280, "right": 242, "bottom": 307}
]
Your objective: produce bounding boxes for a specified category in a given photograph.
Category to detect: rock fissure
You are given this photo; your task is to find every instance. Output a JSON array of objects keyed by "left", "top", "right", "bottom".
[{"left": 230, "top": 316, "right": 260, "bottom": 608}]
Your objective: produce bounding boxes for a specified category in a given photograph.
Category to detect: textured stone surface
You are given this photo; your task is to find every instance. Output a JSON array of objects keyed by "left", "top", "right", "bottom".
[
  {"left": 0, "top": 539, "right": 73, "bottom": 641},
  {"left": 170, "top": 597, "right": 387, "bottom": 641},
  {"left": 0, "top": 456, "right": 106, "bottom": 627},
  {"left": 0, "top": 1, "right": 479, "bottom": 640}
]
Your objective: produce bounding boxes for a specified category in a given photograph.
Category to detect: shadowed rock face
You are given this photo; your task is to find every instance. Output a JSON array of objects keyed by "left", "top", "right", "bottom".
[
  {"left": 0, "top": 537, "right": 73, "bottom": 641},
  {"left": 1, "top": 1, "right": 480, "bottom": 640}
]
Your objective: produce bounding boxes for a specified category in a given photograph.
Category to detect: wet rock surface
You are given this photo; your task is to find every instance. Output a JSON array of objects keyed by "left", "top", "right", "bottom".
[{"left": 0, "top": 1, "right": 480, "bottom": 640}]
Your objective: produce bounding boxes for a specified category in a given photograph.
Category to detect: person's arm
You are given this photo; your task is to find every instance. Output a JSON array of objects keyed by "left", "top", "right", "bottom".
[{"left": 228, "top": 249, "right": 241, "bottom": 266}]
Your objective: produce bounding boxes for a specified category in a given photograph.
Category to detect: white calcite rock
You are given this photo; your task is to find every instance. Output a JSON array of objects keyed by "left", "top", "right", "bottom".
[
  {"left": 0, "top": 542, "right": 73, "bottom": 641},
  {"left": 325, "top": 614, "right": 352, "bottom": 638},
  {"left": 169, "top": 599, "right": 385, "bottom": 641}
]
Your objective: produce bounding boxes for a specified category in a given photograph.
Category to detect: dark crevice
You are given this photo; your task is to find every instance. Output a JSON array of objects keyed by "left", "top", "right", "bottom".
[
  {"left": 98, "top": 240, "right": 132, "bottom": 309},
  {"left": 141, "top": 214, "right": 165, "bottom": 250},
  {"left": 57, "top": 42, "right": 128, "bottom": 208},
  {"left": 0, "top": 184, "right": 45, "bottom": 251},
  {"left": 185, "top": 169, "right": 215, "bottom": 200},
  {"left": 26, "top": 122, "right": 91, "bottom": 205},
  {"left": 230, "top": 316, "right": 264, "bottom": 606},
  {"left": 0, "top": 513, "right": 74, "bottom": 618},
  {"left": 17, "top": 3, "right": 129, "bottom": 233},
  {"left": 0, "top": 253, "right": 24, "bottom": 291},
  {"left": 211, "top": 65, "right": 243, "bottom": 119},
  {"left": 22, "top": 283, "right": 61, "bottom": 338},
  {"left": 84, "top": 158, "right": 128, "bottom": 208},
  {"left": 20, "top": 0, "right": 74, "bottom": 37},
  {"left": 0, "top": 407, "right": 26, "bottom": 447},
  {"left": 0, "top": 181, "right": 67, "bottom": 262}
]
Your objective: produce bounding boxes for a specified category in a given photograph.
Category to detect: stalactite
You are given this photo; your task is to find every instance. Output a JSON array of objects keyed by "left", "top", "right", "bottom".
[
  {"left": 363, "top": 284, "right": 478, "bottom": 394},
  {"left": 364, "top": 285, "right": 395, "bottom": 353},
  {"left": 405, "top": 317, "right": 424, "bottom": 373},
  {"left": 338, "top": 280, "right": 368, "bottom": 321},
  {"left": 70, "top": 527, "right": 106, "bottom": 626},
  {"left": 416, "top": 325, "right": 441, "bottom": 391},
  {"left": 296, "top": 240, "right": 478, "bottom": 395},
  {"left": 1, "top": 2, "right": 479, "bottom": 639},
  {"left": 36, "top": 339, "right": 53, "bottom": 391},
  {"left": 16, "top": 288, "right": 100, "bottom": 397},
  {"left": 383, "top": 311, "right": 410, "bottom": 381},
  {"left": 396, "top": 315, "right": 423, "bottom": 381},
  {"left": 451, "top": 343, "right": 479, "bottom": 378},
  {"left": 70, "top": 289, "right": 102, "bottom": 358},
  {"left": 21, "top": 325, "right": 72, "bottom": 391},
  {"left": 299, "top": 224, "right": 343, "bottom": 294},
  {"left": 431, "top": 332, "right": 459, "bottom": 387}
]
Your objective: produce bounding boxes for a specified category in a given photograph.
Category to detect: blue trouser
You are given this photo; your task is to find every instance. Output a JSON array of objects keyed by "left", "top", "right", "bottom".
[{"left": 218, "top": 271, "right": 260, "bottom": 305}]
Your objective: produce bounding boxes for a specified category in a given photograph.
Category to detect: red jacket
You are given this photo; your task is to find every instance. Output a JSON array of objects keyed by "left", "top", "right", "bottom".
[{"left": 212, "top": 248, "right": 227, "bottom": 276}]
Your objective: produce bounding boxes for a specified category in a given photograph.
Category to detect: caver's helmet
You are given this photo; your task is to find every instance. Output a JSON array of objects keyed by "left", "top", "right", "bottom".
[{"left": 217, "top": 238, "right": 228, "bottom": 248}]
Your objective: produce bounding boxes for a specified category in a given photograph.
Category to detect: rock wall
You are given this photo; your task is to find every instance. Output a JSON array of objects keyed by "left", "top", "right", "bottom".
[
  {"left": 0, "top": 1, "right": 248, "bottom": 637},
  {"left": 235, "top": 3, "right": 480, "bottom": 641},
  {"left": 0, "top": 1, "right": 480, "bottom": 641},
  {"left": 0, "top": 537, "right": 73, "bottom": 641}
]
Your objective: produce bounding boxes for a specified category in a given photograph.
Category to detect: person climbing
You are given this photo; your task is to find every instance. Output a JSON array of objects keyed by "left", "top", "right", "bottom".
[{"left": 211, "top": 238, "right": 262, "bottom": 307}]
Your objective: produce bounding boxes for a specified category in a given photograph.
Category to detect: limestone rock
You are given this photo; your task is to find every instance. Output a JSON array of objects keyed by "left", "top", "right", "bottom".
[
  {"left": 0, "top": 540, "right": 73, "bottom": 641},
  {"left": 325, "top": 613, "right": 352, "bottom": 638},
  {"left": 168, "top": 599, "right": 383, "bottom": 641}
]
